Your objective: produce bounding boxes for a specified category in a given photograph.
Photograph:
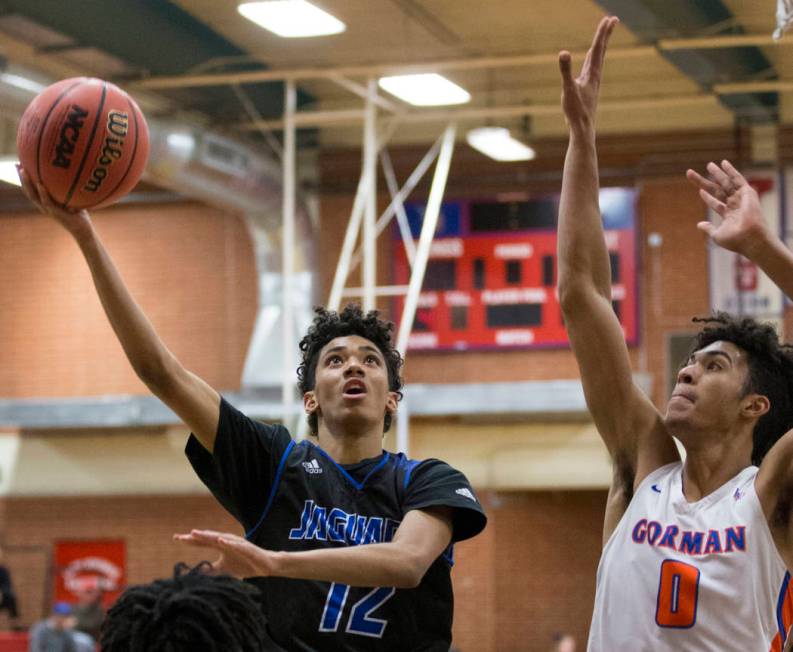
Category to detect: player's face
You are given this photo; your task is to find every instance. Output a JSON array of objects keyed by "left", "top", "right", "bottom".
[
  {"left": 306, "top": 335, "right": 397, "bottom": 434},
  {"left": 664, "top": 340, "right": 756, "bottom": 437}
]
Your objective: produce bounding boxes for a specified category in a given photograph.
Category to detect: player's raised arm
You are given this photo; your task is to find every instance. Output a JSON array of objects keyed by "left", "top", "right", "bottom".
[
  {"left": 687, "top": 160, "right": 793, "bottom": 299},
  {"left": 17, "top": 166, "right": 221, "bottom": 452},
  {"left": 556, "top": 18, "right": 677, "bottom": 488}
]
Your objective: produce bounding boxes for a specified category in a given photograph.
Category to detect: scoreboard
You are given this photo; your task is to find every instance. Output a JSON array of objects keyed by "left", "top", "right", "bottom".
[{"left": 392, "top": 188, "right": 638, "bottom": 351}]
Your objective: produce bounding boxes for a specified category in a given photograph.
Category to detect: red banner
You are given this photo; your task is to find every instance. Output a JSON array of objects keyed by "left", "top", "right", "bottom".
[{"left": 53, "top": 539, "right": 125, "bottom": 605}]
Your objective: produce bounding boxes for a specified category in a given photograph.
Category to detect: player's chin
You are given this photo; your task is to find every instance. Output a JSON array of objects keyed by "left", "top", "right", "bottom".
[{"left": 662, "top": 409, "right": 696, "bottom": 436}]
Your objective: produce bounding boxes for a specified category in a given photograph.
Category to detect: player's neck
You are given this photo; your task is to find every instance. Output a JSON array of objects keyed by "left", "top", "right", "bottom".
[
  {"left": 681, "top": 435, "right": 753, "bottom": 501},
  {"left": 316, "top": 420, "right": 383, "bottom": 464}
]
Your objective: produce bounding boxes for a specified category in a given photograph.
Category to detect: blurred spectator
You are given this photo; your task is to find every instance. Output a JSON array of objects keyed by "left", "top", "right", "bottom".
[
  {"left": 73, "top": 587, "right": 104, "bottom": 641},
  {"left": 101, "top": 562, "right": 272, "bottom": 651},
  {"left": 552, "top": 632, "right": 577, "bottom": 652},
  {"left": 71, "top": 629, "right": 95, "bottom": 652},
  {"left": 0, "top": 545, "right": 20, "bottom": 630},
  {"left": 28, "top": 602, "right": 79, "bottom": 652}
]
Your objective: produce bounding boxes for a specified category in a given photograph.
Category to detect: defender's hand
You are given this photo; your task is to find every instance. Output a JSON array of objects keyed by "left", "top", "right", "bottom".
[
  {"left": 17, "top": 165, "right": 92, "bottom": 237},
  {"left": 174, "top": 529, "right": 279, "bottom": 579},
  {"left": 686, "top": 160, "right": 773, "bottom": 259},
  {"left": 558, "top": 16, "right": 619, "bottom": 133}
]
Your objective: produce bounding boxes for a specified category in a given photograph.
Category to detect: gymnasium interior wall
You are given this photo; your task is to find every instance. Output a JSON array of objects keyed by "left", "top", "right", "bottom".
[
  {"left": 0, "top": 126, "right": 790, "bottom": 650},
  {"left": 0, "top": 491, "right": 605, "bottom": 651}
]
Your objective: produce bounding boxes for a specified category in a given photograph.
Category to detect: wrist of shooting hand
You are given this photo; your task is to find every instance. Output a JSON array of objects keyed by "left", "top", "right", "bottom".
[{"left": 568, "top": 121, "right": 596, "bottom": 143}]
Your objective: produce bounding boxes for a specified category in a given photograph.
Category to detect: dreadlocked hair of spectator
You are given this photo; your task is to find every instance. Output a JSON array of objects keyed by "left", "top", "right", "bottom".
[
  {"left": 100, "top": 562, "right": 268, "bottom": 652},
  {"left": 690, "top": 312, "right": 793, "bottom": 465},
  {"left": 297, "top": 304, "right": 404, "bottom": 435}
]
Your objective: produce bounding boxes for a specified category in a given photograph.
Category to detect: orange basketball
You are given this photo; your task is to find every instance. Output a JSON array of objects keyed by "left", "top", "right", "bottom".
[{"left": 16, "top": 77, "right": 149, "bottom": 211}]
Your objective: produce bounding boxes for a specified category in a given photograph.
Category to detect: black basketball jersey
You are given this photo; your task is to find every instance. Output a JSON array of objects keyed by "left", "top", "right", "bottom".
[{"left": 187, "top": 398, "right": 487, "bottom": 651}]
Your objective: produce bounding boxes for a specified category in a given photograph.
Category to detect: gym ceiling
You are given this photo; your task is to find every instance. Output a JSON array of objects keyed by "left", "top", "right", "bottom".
[{"left": 0, "top": 0, "right": 789, "bottom": 175}]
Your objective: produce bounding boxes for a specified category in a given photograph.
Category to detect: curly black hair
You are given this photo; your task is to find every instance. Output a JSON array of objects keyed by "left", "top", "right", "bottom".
[
  {"left": 687, "top": 312, "right": 793, "bottom": 465},
  {"left": 100, "top": 562, "right": 269, "bottom": 652},
  {"left": 297, "top": 304, "right": 404, "bottom": 435}
]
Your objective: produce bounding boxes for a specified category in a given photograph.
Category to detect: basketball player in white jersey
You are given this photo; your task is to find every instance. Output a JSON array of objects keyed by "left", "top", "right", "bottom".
[{"left": 559, "top": 17, "right": 793, "bottom": 651}]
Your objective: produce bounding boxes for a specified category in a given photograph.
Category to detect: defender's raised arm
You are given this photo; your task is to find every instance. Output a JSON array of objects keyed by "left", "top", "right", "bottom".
[
  {"left": 556, "top": 18, "right": 678, "bottom": 522},
  {"left": 688, "top": 160, "right": 793, "bottom": 300}
]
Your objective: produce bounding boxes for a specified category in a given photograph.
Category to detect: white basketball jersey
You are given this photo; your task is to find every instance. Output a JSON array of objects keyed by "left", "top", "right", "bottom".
[{"left": 588, "top": 462, "right": 790, "bottom": 651}]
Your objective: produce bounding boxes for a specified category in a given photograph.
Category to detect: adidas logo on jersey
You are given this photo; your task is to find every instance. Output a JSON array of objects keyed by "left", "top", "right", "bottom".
[
  {"left": 302, "top": 459, "right": 323, "bottom": 474},
  {"left": 455, "top": 488, "right": 476, "bottom": 502}
]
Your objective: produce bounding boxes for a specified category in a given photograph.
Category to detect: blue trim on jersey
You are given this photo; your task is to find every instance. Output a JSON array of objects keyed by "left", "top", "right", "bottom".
[
  {"left": 403, "top": 458, "right": 422, "bottom": 489},
  {"left": 442, "top": 544, "right": 454, "bottom": 566},
  {"left": 777, "top": 572, "right": 791, "bottom": 644},
  {"left": 313, "top": 445, "right": 391, "bottom": 491},
  {"left": 245, "top": 439, "right": 296, "bottom": 539}
]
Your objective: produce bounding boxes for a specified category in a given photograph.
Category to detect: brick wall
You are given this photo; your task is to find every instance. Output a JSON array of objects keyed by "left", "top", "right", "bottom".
[
  {"left": 0, "top": 494, "right": 236, "bottom": 630},
  {"left": 0, "top": 202, "right": 257, "bottom": 398},
  {"left": 0, "top": 490, "right": 605, "bottom": 652},
  {"left": 0, "top": 133, "right": 786, "bottom": 651}
]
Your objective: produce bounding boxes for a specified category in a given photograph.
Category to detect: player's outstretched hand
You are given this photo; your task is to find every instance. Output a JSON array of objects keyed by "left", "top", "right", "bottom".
[
  {"left": 16, "top": 165, "right": 92, "bottom": 237},
  {"left": 174, "top": 529, "right": 277, "bottom": 579},
  {"left": 558, "top": 16, "right": 619, "bottom": 133},
  {"left": 686, "top": 160, "right": 774, "bottom": 259}
]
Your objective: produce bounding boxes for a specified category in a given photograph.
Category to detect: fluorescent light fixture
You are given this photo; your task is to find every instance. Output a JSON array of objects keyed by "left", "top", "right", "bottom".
[
  {"left": 378, "top": 73, "right": 471, "bottom": 106},
  {"left": 238, "top": 1, "right": 346, "bottom": 37},
  {"left": 466, "top": 127, "right": 536, "bottom": 162},
  {"left": 0, "top": 72, "right": 46, "bottom": 95},
  {"left": 0, "top": 157, "right": 21, "bottom": 186}
]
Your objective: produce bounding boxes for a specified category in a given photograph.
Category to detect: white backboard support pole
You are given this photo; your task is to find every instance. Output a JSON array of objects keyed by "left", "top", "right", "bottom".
[
  {"left": 362, "top": 79, "right": 378, "bottom": 311},
  {"left": 396, "top": 124, "right": 456, "bottom": 355},
  {"left": 282, "top": 80, "right": 297, "bottom": 430}
]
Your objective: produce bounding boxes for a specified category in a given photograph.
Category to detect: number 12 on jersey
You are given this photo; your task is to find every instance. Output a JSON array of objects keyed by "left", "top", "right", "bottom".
[
  {"left": 320, "top": 582, "right": 396, "bottom": 637},
  {"left": 655, "top": 559, "right": 700, "bottom": 628}
]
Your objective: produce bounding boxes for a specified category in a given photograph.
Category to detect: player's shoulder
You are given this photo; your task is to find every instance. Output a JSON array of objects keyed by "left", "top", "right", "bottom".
[
  {"left": 390, "top": 454, "right": 464, "bottom": 486},
  {"left": 219, "top": 396, "right": 292, "bottom": 439},
  {"left": 635, "top": 460, "right": 682, "bottom": 493}
]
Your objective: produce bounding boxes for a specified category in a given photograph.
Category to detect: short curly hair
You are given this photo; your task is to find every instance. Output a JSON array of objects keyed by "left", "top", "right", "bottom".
[
  {"left": 297, "top": 304, "right": 404, "bottom": 435},
  {"left": 687, "top": 312, "right": 793, "bottom": 465},
  {"left": 100, "top": 562, "right": 268, "bottom": 652}
]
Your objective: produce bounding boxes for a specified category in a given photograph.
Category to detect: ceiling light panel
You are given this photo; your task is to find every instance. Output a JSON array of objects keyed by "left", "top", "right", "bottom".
[
  {"left": 466, "top": 127, "right": 536, "bottom": 162},
  {"left": 0, "top": 158, "right": 21, "bottom": 187},
  {"left": 378, "top": 73, "right": 471, "bottom": 106},
  {"left": 238, "top": 1, "right": 346, "bottom": 38}
]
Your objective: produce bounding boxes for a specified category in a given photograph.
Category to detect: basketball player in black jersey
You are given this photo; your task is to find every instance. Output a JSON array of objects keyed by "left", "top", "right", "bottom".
[{"left": 18, "top": 169, "right": 487, "bottom": 651}]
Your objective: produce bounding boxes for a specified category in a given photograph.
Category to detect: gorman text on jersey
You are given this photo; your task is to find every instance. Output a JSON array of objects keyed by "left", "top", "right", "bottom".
[
  {"left": 288, "top": 500, "right": 400, "bottom": 545},
  {"left": 631, "top": 519, "right": 747, "bottom": 555}
]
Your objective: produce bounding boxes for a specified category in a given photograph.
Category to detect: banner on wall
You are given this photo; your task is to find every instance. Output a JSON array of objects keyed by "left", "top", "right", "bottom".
[
  {"left": 708, "top": 171, "right": 783, "bottom": 321},
  {"left": 53, "top": 539, "right": 125, "bottom": 604}
]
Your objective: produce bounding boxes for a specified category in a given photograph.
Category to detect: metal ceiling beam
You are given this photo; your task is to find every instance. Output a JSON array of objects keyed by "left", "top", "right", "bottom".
[
  {"left": 131, "top": 31, "right": 789, "bottom": 92},
  {"left": 238, "top": 94, "right": 719, "bottom": 131},
  {"left": 714, "top": 80, "right": 793, "bottom": 94},
  {"left": 132, "top": 47, "right": 657, "bottom": 90},
  {"left": 658, "top": 33, "right": 783, "bottom": 50}
]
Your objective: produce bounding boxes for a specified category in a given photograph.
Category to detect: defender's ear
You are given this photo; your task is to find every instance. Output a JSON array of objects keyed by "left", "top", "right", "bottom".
[{"left": 742, "top": 394, "right": 770, "bottom": 419}]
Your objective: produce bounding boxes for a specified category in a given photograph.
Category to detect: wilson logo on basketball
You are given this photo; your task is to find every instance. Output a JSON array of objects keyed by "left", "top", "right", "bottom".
[
  {"left": 84, "top": 110, "right": 129, "bottom": 193},
  {"left": 52, "top": 104, "right": 89, "bottom": 169}
]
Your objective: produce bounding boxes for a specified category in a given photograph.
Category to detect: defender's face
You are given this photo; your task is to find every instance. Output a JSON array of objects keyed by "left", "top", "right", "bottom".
[
  {"left": 305, "top": 335, "right": 397, "bottom": 432},
  {"left": 664, "top": 340, "right": 751, "bottom": 434}
]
